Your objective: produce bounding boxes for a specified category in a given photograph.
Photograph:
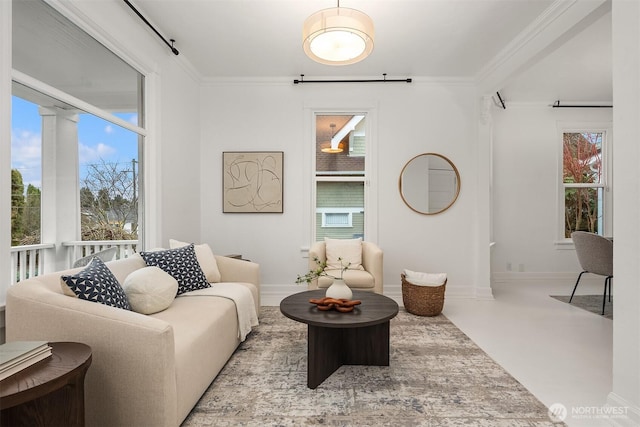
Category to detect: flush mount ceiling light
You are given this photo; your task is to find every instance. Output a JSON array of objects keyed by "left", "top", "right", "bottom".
[{"left": 303, "top": 1, "right": 374, "bottom": 66}]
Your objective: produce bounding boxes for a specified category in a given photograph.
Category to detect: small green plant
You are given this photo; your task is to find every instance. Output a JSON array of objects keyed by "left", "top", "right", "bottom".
[{"left": 295, "top": 256, "right": 350, "bottom": 284}]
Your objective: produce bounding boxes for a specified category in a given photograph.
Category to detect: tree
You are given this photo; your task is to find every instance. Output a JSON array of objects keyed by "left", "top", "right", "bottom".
[
  {"left": 11, "top": 169, "right": 25, "bottom": 246},
  {"left": 563, "top": 133, "right": 602, "bottom": 236},
  {"left": 22, "top": 184, "right": 41, "bottom": 244},
  {"left": 81, "top": 158, "right": 138, "bottom": 240}
]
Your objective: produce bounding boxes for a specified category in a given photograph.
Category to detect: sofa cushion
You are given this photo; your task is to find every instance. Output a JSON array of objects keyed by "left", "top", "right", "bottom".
[
  {"left": 60, "top": 257, "right": 131, "bottom": 310},
  {"left": 324, "top": 237, "right": 364, "bottom": 271},
  {"left": 169, "top": 239, "right": 221, "bottom": 283},
  {"left": 123, "top": 266, "right": 178, "bottom": 314},
  {"left": 140, "top": 244, "right": 210, "bottom": 295}
]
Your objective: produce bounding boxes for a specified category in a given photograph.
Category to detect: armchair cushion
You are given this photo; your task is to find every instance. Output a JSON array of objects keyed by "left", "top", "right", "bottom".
[
  {"left": 324, "top": 237, "right": 364, "bottom": 270},
  {"left": 318, "top": 269, "right": 375, "bottom": 289}
]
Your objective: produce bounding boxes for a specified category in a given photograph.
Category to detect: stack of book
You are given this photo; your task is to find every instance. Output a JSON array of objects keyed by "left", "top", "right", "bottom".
[{"left": 0, "top": 341, "right": 52, "bottom": 381}]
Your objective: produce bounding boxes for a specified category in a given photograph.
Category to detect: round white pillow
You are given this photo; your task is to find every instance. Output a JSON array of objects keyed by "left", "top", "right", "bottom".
[{"left": 123, "top": 266, "right": 178, "bottom": 314}]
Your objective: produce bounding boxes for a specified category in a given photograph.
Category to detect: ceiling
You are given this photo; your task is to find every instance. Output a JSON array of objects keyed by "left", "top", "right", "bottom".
[
  {"left": 12, "top": 0, "right": 612, "bottom": 107},
  {"left": 132, "top": 0, "right": 558, "bottom": 78}
]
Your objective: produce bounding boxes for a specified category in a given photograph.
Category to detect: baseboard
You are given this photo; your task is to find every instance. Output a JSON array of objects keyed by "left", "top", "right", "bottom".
[
  {"left": 606, "top": 392, "right": 640, "bottom": 427},
  {"left": 260, "top": 283, "right": 482, "bottom": 307},
  {"left": 492, "top": 271, "right": 607, "bottom": 286}
]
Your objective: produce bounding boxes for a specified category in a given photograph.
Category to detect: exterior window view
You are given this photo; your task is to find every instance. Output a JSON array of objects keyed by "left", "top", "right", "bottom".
[
  {"left": 315, "top": 114, "right": 366, "bottom": 241},
  {"left": 562, "top": 131, "right": 605, "bottom": 237},
  {"left": 9, "top": 0, "right": 143, "bottom": 283}
]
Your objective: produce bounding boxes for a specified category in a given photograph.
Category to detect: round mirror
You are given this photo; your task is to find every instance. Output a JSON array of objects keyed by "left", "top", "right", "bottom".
[{"left": 399, "top": 153, "right": 461, "bottom": 215}]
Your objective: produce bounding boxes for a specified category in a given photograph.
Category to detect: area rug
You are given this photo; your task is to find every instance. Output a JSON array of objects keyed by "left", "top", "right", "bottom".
[
  {"left": 550, "top": 295, "right": 613, "bottom": 320},
  {"left": 182, "top": 307, "right": 559, "bottom": 426}
]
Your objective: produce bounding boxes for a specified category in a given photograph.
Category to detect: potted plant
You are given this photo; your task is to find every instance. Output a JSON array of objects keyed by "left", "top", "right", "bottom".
[{"left": 296, "top": 257, "right": 352, "bottom": 299}]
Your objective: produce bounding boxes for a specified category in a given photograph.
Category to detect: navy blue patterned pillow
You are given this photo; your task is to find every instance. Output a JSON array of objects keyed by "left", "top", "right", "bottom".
[
  {"left": 61, "top": 257, "right": 131, "bottom": 310},
  {"left": 140, "top": 244, "right": 210, "bottom": 295}
]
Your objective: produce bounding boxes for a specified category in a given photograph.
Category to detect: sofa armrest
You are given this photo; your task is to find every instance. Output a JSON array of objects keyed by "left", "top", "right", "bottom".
[
  {"left": 362, "top": 241, "right": 384, "bottom": 294},
  {"left": 306, "top": 241, "right": 327, "bottom": 290},
  {"left": 214, "top": 255, "right": 260, "bottom": 286},
  {"left": 6, "top": 280, "right": 178, "bottom": 427}
]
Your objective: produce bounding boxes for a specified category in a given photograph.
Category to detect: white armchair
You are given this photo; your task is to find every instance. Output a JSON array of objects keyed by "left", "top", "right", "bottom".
[{"left": 307, "top": 240, "right": 383, "bottom": 294}]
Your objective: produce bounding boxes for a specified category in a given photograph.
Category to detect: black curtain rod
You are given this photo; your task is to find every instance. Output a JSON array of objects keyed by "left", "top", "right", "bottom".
[
  {"left": 294, "top": 74, "right": 412, "bottom": 84},
  {"left": 552, "top": 100, "right": 612, "bottom": 108},
  {"left": 496, "top": 91, "right": 506, "bottom": 109},
  {"left": 123, "top": 0, "right": 179, "bottom": 55}
]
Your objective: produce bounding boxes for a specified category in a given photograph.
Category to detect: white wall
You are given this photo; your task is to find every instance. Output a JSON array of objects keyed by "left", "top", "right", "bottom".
[
  {"left": 610, "top": 0, "right": 640, "bottom": 424},
  {"left": 199, "top": 80, "right": 484, "bottom": 299},
  {"left": 491, "top": 105, "right": 612, "bottom": 280}
]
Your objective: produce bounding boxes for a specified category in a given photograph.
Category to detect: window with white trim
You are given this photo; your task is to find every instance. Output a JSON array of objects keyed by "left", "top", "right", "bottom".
[
  {"left": 314, "top": 114, "right": 367, "bottom": 241},
  {"left": 561, "top": 130, "right": 609, "bottom": 238}
]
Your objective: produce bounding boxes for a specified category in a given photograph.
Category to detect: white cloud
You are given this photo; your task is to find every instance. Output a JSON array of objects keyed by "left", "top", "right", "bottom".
[
  {"left": 128, "top": 114, "right": 138, "bottom": 125},
  {"left": 79, "top": 142, "right": 116, "bottom": 164},
  {"left": 11, "top": 129, "right": 42, "bottom": 189},
  {"left": 105, "top": 124, "right": 114, "bottom": 134}
]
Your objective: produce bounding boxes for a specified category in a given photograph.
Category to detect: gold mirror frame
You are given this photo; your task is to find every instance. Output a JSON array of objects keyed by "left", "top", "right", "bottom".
[{"left": 399, "top": 153, "right": 461, "bottom": 215}]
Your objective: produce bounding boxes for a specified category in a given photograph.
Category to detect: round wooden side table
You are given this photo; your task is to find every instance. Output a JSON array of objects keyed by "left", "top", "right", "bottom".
[{"left": 0, "top": 342, "right": 92, "bottom": 427}]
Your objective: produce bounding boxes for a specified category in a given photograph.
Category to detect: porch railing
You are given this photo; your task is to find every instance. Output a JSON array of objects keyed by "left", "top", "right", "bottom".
[
  {"left": 10, "top": 243, "right": 55, "bottom": 285},
  {"left": 62, "top": 240, "right": 139, "bottom": 266},
  {"left": 10, "top": 240, "right": 139, "bottom": 285}
]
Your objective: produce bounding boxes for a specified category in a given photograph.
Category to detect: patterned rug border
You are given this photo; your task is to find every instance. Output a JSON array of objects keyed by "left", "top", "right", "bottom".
[{"left": 183, "top": 307, "right": 562, "bottom": 426}]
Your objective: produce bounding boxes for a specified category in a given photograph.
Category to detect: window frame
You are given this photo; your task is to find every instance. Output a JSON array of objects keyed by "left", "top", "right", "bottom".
[
  {"left": 307, "top": 107, "right": 377, "bottom": 245},
  {"left": 557, "top": 122, "right": 613, "bottom": 246}
]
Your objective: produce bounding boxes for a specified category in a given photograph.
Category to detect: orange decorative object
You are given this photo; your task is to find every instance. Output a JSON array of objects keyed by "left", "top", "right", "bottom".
[{"left": 309, "top": 297, "right": 362, "bottom": 312}]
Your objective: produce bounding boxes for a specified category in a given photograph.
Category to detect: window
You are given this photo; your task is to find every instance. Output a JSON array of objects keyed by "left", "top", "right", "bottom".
[
  {"left": 12, "top": 0, "right": 145, "bottom": 246},
  {"left": 562, "top": 130, "right": 608, "bottom": 238},
  {"left": 314, "top": 114, "right": 367, "bottom": 241}
]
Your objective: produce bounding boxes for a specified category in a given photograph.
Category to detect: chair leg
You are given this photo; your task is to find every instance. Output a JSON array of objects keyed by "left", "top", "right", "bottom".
[
  {"left": 602, "top": 277, "right": 610, "bottom": 315},
  {"left": 607, "top": 276, "right": 613, "bottom": 302},
  {"left": 569, "top": 271, "right": 586, "bottom": 303}
]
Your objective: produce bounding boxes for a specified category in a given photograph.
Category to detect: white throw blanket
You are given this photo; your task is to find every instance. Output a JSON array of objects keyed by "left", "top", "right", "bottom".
[
  {"left": 403, "top": 269, "right": 447, "bottom": 287},
  {"left": 180, "top": 283, "right": 259, "bottom": 341}
]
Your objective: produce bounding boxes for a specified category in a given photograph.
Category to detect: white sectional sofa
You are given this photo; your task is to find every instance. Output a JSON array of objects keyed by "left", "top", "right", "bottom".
[{"left": 5, "top": 252, "right": 260, "bottom": 427}]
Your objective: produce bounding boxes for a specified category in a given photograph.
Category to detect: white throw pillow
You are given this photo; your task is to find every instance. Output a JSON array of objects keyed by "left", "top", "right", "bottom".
[
  {"left": 169, "top": 239, "right": 221, "bottom": 283},
  {"left": 123, "top": 267, "right": 178, "bottom": 314},
  {"left": 324, "top": 237, "right": 364, "bottom": 271}
]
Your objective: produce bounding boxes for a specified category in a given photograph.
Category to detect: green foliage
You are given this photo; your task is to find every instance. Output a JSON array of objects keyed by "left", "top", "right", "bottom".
[
  {"left": 563, "top": 133, "right": 602, "bottom": 237},
  {"left": 11, "top": 169, "right": 25, "bottom": 245},
  {"left": 295, "top": 256, "right": 350, "bottom": 284}
]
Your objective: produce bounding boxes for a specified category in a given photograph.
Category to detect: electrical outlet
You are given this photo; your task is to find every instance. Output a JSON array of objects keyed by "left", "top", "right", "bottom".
[
  {"left": 518, "top": 263, "right": 525, "bottom": 272},
  {"left": 506, "top": 262, "right": 512, "bottom": 271}
]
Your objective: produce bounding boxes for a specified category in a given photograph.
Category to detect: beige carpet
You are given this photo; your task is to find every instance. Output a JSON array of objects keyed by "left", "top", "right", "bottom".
[{"left": 182, "top": 307, "right": 561, "bottom": 426}]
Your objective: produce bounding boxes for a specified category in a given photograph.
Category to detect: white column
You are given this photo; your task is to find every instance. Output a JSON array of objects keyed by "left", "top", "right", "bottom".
[
  {"left": 475, "top": 95, "right": 494, "bottom": 300},
  {"left": 40, "top": 107, "right": 80, "bottom": 272},
  {"left": 609, "top": 0, "right": 640, "bottom": 424},
  {"left": 1, "top": 0, "right": 12, "bottom": 315}
]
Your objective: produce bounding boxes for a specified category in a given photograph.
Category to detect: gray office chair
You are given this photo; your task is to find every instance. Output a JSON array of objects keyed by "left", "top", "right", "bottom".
[
  {"left": 73, "top": 246, "right": 118, "bottom": 268},
  {"left": 570, "top": 231, "right": 613, "bottom": 315}
]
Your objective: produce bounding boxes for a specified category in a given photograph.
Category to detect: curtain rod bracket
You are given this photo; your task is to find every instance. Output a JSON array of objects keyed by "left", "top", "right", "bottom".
[
  {"left": 124, "top": 0, "right": 179, "bottom": 56},
  {"left": 294, "top": 74, "right": 412, "bottom": 84}
]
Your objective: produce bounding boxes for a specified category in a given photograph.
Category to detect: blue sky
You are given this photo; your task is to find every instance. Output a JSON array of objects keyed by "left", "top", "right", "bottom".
[{"left": 11, "top": 96, "right": 139, "bottom": 191}]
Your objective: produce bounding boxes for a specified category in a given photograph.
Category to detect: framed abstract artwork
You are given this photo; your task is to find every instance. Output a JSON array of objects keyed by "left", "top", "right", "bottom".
[{"left": 222, "top": 151, "right": 284, "bottom": 213}]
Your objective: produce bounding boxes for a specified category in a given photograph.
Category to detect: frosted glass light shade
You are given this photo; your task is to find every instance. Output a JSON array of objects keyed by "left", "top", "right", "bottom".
[{"left": 303, "top": 7, "right": 374, "bottom": 65}]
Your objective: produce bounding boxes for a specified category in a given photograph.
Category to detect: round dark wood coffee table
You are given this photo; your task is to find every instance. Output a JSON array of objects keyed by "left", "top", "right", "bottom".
[
  {"left": 0, "top": 342, "right": 92, "bottom": 426},
  {"left": 280, "top": 289, "right": 398, "bottom": 389}
]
